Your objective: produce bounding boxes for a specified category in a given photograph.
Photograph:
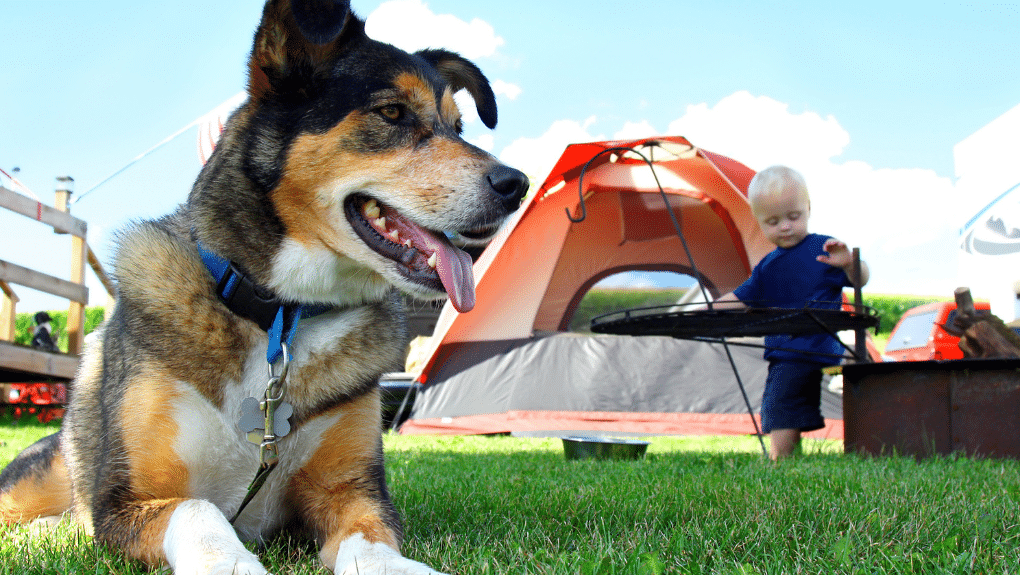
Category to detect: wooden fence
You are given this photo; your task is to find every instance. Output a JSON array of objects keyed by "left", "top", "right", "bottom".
[{"left": 0, "top": 179, "right": 115, "bottom": 380}]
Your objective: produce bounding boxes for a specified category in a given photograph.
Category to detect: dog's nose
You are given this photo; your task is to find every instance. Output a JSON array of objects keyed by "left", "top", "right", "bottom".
[{"left": 487, "top": 165, "right": 529, "bottom": 211}]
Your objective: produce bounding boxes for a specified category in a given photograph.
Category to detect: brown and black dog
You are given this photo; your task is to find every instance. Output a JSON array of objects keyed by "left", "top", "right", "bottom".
[{"left": 0, "top": 1, "right": 527, "bottom": 573}]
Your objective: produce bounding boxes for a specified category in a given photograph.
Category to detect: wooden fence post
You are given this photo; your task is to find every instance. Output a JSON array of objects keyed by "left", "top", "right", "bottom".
[
  {"left": 55, "top": 176, "right": 87, "bottom": 355},
  {"left": 54, "top": 176, "right": 73, "bottom": 217},
  {"left": 68, "top": 237, "right": 87, "bottom": 355},
  {"left": 0, "top": 280, "right": 18, "bottom": 342}
]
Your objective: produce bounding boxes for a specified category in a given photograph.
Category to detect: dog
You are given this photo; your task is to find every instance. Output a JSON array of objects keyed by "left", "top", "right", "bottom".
[
  {"left": 30, "top": 311, "right": 60, "bottom": 353},
  {"left": 0, "top": 1, "right": 528, "bottom": 573}
]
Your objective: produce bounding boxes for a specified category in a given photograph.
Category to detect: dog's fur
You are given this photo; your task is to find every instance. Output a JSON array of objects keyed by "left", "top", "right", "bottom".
[{"left": 0, "top": 1, "right": 527, "bottom": 573}]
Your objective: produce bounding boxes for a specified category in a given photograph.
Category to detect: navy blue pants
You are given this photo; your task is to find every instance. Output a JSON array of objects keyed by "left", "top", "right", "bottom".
[{"left": 761, "top": 360, "right": 826, "bottom": 434}]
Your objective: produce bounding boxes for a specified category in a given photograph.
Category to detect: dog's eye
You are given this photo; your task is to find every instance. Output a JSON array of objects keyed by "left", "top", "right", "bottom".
[{"left": 378, "top": 105, "right": 403, "bottom": 122}]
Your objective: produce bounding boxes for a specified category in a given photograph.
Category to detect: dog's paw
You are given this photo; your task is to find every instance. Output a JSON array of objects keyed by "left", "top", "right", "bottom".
[
  {"left": 203, "top": 557, "right": 271, "bottom": 575},
  {"left": 170, "top": 551, "right": 269, "bottom": 575},
  {"left": 336, "top": 557, "right": 446, "bottom": 575},
  {"left": 333, "top": 534, "right": 447, "bottom": 575},
  {"left": 164, "top": 500, "right": 270, "bottom": 575},
  {"left": 336, "top": 557, "right": 445, "bottom": 575}
]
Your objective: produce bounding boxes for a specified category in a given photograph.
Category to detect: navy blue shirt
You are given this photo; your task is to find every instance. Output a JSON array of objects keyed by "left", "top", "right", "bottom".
[{"left": 732, "top": 233, "right": 852, "bottom": 364}]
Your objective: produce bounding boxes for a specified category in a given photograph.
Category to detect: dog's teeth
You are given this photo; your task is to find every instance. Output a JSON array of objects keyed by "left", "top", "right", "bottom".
[
  {"left": 427, "top": 252, "right": 437, "bottom": 269},
  {"left": 364, "top": 199, "right": 380, "bottom": 218},
  {"left": 374, "top": 217, "right": 387, "bottom": 230},
  {"left": 387, "top": 230, "right": 400, "bottom": 242},
  {"left": 403, "top": 240, "right": 413, "bottom": 248}
]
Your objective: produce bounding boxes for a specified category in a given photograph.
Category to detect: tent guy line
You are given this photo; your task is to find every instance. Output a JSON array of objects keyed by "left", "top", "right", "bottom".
[{"left": 72, "top": 92, "right": 247, "bottom": 205}]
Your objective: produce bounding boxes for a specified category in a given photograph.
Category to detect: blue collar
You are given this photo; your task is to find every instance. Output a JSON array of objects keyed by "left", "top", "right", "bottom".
[{"left": 197, "top": 242, "right": 333, "bottom": 364}]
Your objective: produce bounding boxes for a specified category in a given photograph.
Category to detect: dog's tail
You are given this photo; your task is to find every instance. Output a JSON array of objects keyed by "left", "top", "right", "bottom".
[{"left": 0, "top": 432, "right": 72, "bottom": 523}]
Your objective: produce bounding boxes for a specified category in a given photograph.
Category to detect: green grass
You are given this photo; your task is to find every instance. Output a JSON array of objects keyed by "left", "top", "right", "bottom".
[
  {"left": 0, "top": 413, "right": 59, "bottom": 464},
  {"left": 1, "top": 420, "right": 1018, "bottom": 574},
  {"left": 569, "top": 289, "right": 690, "bottom": 332}
]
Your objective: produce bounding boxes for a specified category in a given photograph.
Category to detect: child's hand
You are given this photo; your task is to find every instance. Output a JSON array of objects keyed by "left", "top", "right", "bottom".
[
  {"left": 819, "top": 238, "right": 870, "bottom": 286},
  {"left": 817, "top": 238, "right": 852, "bottom": 268}
]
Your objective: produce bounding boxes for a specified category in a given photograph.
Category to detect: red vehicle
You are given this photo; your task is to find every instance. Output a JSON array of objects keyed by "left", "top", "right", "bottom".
[
  {"left": 883, "top": 301, "right": 992, "bottom": 362},
  {"left": 1, "top": 382, "right": 67, "bottom": 422}
]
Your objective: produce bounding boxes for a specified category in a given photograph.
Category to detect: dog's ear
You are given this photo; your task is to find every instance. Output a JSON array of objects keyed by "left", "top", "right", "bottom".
[
  {"left": 416, "top": 49, "right": 498, "bottom": 129},
  {"left": 248, "top": 0, "right": 355, "bottom": 99},
  {"left": 290, "top": 0, "right": 350, "bottom": 44}
]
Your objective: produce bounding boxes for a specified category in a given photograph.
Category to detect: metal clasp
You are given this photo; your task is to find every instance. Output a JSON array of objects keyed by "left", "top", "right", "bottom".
[{"left": 259, "top": 342, "right": 289, "bottom": 467}]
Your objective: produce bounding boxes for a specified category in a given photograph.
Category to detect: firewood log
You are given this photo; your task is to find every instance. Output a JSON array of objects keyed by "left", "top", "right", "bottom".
[{"left": 952, "top": 287, "right": 1020, "bottom": 359}]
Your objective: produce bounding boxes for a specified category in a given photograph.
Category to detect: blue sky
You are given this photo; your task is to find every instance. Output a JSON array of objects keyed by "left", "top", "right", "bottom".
[{"left": 3, "top": 1, "right": 1019, "bottom": 312}]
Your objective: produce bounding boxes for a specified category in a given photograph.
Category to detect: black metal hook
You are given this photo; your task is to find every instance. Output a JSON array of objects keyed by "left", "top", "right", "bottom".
[{"left": 565, "top": 146, "right": 654, "bottom": 223}]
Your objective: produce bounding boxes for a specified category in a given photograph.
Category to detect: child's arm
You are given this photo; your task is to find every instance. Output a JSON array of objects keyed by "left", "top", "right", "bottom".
[
  {"left": 691, "top": 291, "right": 748, "bottom": 311},
  {"left": 817, "top": 238, "right": 870, "bottom": 287}
]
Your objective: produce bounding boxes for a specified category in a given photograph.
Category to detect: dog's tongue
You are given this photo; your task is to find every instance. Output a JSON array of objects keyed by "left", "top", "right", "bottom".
[
  {"left": 385, "top": 211, "right": 476, "bottom": 312},
  {"left": 419, "top": 232, "right": 476, "bottom": 313}
]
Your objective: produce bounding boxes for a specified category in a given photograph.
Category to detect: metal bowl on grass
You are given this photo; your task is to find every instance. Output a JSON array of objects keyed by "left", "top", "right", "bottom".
[{"left": 561, "top": 436, "right": 650, "bottom": 460}]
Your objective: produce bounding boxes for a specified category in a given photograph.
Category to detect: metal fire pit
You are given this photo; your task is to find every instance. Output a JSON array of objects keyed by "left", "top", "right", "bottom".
[
  {"left": 562, "top": 436, "right": 650, "bottom": 460},
  {"left": 842, "top": 358, "right": 1020, "bottom": 459}
]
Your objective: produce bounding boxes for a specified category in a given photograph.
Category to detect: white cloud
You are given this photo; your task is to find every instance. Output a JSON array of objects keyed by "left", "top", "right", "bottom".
[
  {"left": 366, "top": 3, "right": 515, "bottom": 133},
  {"left": 499, "top": 116, "right": 603, "bottom": 183},
  {"left": 662, "top": 90, "right": 959, "bottom": 294},
  {"left": 613, "top": 120, "right": 659, "bottom": 140},
  {"left": 365, "top": 0, "right": 504, "bottom": 59},
  {"left": 595, "top": 270, "right": 696, "bottom": 289},
  {"left": 468, "top": 133, "right": 494, "bottom": 152},
  {"left": 596, "top": 275, "right": 657, "bottom": 289},
  {"left": 453, "top": 90, "right": 482, "bottom": 126},
  {"left": 453, "top": 81, "right": 520, "bottom": 130},
  {"left": 491, "top": 79, "right": 521, "bottom": 100},
  {"left": 507, "top": 91, "right": 961, "bottom": 295},
  {"left": 667, "top": 91, "right": 850, "bottom": 170}
]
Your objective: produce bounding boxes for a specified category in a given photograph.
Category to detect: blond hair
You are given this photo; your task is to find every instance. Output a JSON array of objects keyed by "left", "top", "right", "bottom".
[{"left": 747, "top": 165, "right": 809, "bottom": 212}]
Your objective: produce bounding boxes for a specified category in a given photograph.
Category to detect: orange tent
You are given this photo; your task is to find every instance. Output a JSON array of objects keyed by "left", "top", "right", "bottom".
[{"left": 402, "top": 136, "right": 844, "bottom": 438}]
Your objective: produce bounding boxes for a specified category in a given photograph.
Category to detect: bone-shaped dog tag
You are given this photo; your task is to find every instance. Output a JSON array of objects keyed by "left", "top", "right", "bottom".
[
  {"left": 239, "top": 397, "right": 262, "bottom": 430},
  {"left": 239, "top": 396, "right": 294, "bottom": 444},
  {"left": 271, "top": 401, "right": 293, "bottom": 437}
]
